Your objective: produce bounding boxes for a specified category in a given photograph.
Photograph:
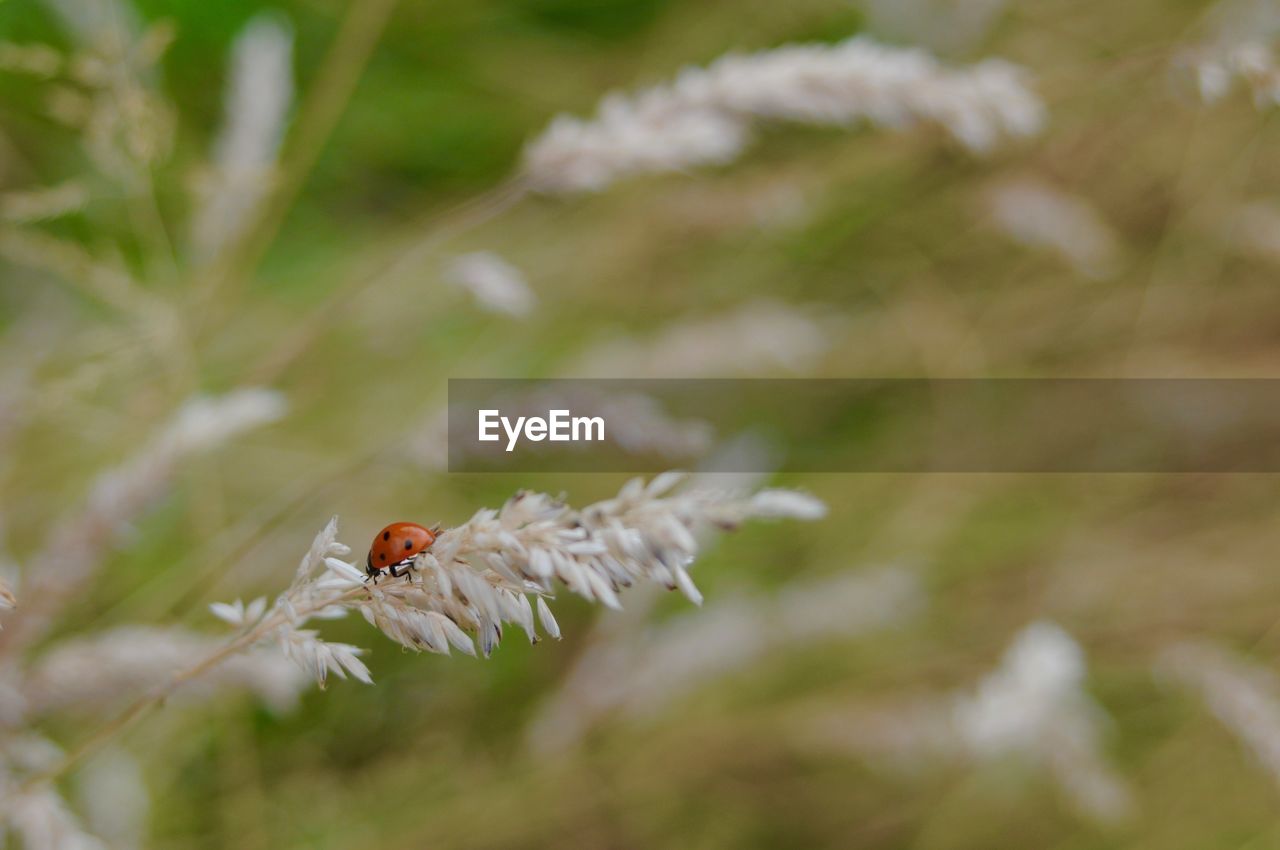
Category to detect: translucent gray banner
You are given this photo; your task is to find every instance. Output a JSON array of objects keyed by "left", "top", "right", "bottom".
[{"left": 446, "top": 379, "right": 1280, "bottom": 472}]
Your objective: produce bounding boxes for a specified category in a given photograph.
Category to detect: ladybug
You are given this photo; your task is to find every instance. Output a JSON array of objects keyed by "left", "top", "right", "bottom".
[{"left": 366, "top": 522, "right": 437, "bottom": 581}]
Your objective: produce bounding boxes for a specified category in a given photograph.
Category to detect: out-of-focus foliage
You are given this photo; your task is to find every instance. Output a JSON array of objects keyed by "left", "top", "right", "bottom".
[{"left": 4, "top": 0, "right": 1280, "bottom": 848}]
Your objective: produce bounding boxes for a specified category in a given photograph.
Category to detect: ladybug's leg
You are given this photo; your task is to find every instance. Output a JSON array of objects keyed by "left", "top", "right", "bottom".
[{"left": 390, "top": 561, "right": 410, "bottom": 579}]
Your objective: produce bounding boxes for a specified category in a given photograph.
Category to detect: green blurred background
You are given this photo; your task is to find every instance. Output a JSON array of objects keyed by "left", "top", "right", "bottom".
[{"left": 5, "top": 0, "right": 1280, "bottom": 847}]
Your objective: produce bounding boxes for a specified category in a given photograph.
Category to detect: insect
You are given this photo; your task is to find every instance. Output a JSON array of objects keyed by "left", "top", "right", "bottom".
[{"left": 366, "top": 521, "right": 438, "bottom": 581}]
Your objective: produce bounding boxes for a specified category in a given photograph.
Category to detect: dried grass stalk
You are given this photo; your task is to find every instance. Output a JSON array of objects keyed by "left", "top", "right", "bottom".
[
  {"left": 799, "top": 622, "right": 1133, "bottom": 825},
  {"left": 190, "top": 13, "right": 293, "bottom": 263},
  {"left": 446, "top": 251, "right": 537, "bottom": 317},
  {"left": 214, "top": 474, "right": 826, "bottom": 687},
  {"left": 24, "top": 626, "right": 306, "bottom": 716},
  {"left": 0, "top": 389, "right": 285, "bottom": 655},
  {"left": 986, "top": 179, "right": 1122, "bottom": 279},
  {"left": 527, "top": 567, "right": 921, "bottom": 753},
  {"left": 1158, "top": 641, "right": 1280, "bottom": 789},
  {"left": 524, "top": 36, "right": 1044, "bottom": 192}
]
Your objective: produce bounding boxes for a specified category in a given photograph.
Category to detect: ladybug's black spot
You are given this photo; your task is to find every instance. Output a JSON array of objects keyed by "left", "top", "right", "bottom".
[
  {"left": 379, "top": 553, "right": 386, "bottom": 561},
  {"left": 405, "top": 540, "right": 413, "bottom": 550},
  {"left": 383, "top": 531, "right": 390, "bottom": 541}
]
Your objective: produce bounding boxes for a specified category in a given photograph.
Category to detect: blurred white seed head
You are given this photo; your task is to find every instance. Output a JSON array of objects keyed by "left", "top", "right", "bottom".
[
  {"left": 1180, "top": 41, "right": 1280, "bottom": 106},
  {"left": 1175, "top": 0, "right": 1280, "bottom": 106},
  {"left": 862, "top": 0, "right": 1010, "bottom": 56},
  {"left": 191, "top": 13, "right": 294, "bottom": 263},
  {"left": 527, "top": 95, "right": 747, "bottom": 194},
  {"left": 0, "top": 182, "right": 89, "bottom": 223},
  {"left": 1223, "top": 201, "right": 1280, "bottom": 263},
  {"left": 801, "top": 621, "right": 1131, "bottom": 825},
  {"left": 4, "top": 388, "right": 286, "bottom": 653},
  {"left": 953, "top": 621, "right": 1088, "bottom": 754},
  {"left": 0, "top": 227, "right": 143, "bottom": 313},
  {"left": 36, "top": 10, "right": 177, "bottom": 180},
  {"left": 40, "top": 0, "right": 139, "bottom": 50},
  {"left": 687, "top": 431, "right": 783, "bottom": 494},
  {"left": 590, "top": 392, "right": 714, "bottom": 457},
  {"left": 525, "top": 36, "right": 1043, "bottom": 193},
  {"left": 747, "top": 488, "right": 828, "bottom": 521},
  {"left": 71, "top": 388, "right": 286, "bottom": 547},
  {"left": 2, "top": 792, "right": 107, "bottom": 850},
  {"left": 986, "top": 179, "right": 1122, "bottom": 279},
  {"left": 446, "top": 251, "right": 537, "bottom": 317},
  {"left": 0, "top": 671, "right": 27, "bottom": 726},
  {"left": 162, "top": 387, "right": 287, "bottom": 453},
  {"left": 1158, "top": 641, "right": 1280, "bottom": 789},
  {"left": 0, "top": 42, "right": 64, "bottom": 78},
  {"left": 408, "top": 301, "right": 836, "bottom": 471},
  {"left": 527, "top": 567, "right": 919, "bottom": 753},
  {"left": 75, "top": 749, "right": 148, "bottom": 850},
  {"left": 0, "top": 575, "right": 15, "bottom": 615},
  {"left": 955, "top": 623, "right": 1132, "bottom": 823},
  {"left": 570, "top": 300, "right": 834, "bottom": 378},
  {"left": 24, "top": 626, "right": 308, "bottom": 714}
]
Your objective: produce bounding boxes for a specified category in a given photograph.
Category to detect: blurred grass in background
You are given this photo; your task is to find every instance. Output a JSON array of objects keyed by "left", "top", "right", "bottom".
[{"left": 5, "top": 0, "right": 1280, "bottom": 847}]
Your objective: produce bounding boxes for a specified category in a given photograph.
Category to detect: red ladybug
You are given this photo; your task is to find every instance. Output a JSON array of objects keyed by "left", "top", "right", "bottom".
[{"left": 366, "top": 522, "right": 437, "bottom": 581}]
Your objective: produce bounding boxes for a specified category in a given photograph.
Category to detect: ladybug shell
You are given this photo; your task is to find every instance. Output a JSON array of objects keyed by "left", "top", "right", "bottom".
[{"left": 367, "top": 522, "right": 436, "bottom": 572}]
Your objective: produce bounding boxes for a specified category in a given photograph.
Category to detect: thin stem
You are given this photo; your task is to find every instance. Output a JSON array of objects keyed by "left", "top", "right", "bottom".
[
  {"left": 20, "top": 632, "right": 252, "bottom": 791},
  {"left": 248, "top": 175, "right": 530, "bottom": 385},
  {"left": 130, "top": 169, "right": 180, "bottom": 283},
  {"left": 21, "top": 587, "right": 365, "bottom": 790}
]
